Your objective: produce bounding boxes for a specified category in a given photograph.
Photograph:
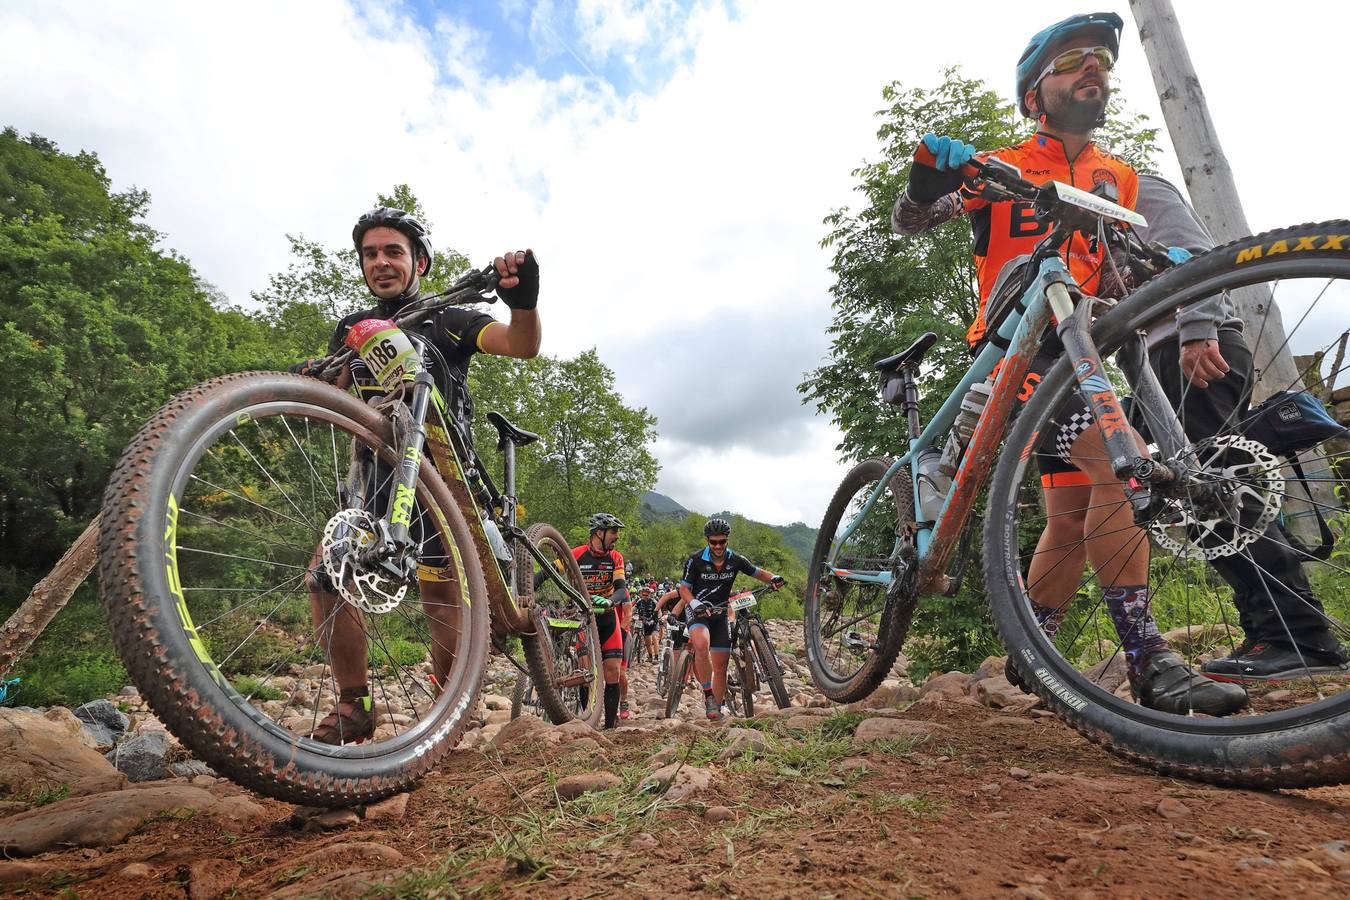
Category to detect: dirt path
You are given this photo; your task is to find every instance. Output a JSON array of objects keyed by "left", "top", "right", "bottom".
[{"left": 3, "top": 630, "right": 1348, "bottom": 898}]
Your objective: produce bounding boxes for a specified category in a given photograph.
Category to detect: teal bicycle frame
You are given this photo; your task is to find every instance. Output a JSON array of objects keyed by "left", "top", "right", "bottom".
[{"left": 827, "top": 253, "right": 1078, "bottom": 595}]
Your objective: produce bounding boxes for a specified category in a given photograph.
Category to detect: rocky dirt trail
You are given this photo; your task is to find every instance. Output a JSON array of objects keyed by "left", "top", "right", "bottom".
[{"left": 0, "top": 620, "right": 1347, "bottom": 898}]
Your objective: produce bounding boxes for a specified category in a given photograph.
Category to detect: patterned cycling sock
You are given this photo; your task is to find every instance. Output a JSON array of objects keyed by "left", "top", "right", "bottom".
[
  {"left": 1103, "top": 585, "right": 1168, "bottom": 677},
  {"left": 1028, "top": 598, "right": 1068, "bottom": 640},
  {"left": 701, "top": 681, "right": 714, "bottom": 698},
  {"left": 603, "top": 683, "right": 620, "bottom": 729}
]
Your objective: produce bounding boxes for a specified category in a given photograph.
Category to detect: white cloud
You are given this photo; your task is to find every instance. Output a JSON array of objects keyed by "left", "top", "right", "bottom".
[{"left": 3, "top": 0, "right": 1347, "bottom": 526}]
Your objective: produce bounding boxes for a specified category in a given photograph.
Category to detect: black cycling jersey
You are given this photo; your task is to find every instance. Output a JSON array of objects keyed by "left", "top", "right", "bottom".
[
  {"left": 679, "top": 547, "right": 759, "bottom": 608},
  {"left": 329, "top": 300, "right": 497, "bottom": 428},
  {"left": 635, "top": 594, "right": 658, "bottom": 624}
]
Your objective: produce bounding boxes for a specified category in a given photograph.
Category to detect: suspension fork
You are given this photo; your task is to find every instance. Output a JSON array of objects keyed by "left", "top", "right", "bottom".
[
  {"left": 362, "top": 371, "right": 433, "bottom": 577},
  {"left": 1047, "top": 273, "right": 1159, "bottom": 520}
]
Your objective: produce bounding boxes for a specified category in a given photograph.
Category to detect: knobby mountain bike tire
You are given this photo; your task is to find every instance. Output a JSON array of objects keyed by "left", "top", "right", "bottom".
[
  {"left": 805, "top": 457, "right": 917, "bottom": 702},
  {"left": 97, "top": 372, "right": 490, "bottom": 806},
  {"left": 517, "top": 522, "right": 602, "bottom": 727},
  {"left": 664, "top": 648, "right": 693, "bottom": 719},
  {"left": 986, "top": 221, "right": 1350, "bottom": 787},
  {"left": 510, "top": 672, "right": 536, "bottom": 720},
  {"left": 749, "top": 621, "right": 791, "bottom": 709},
  {"left": 654, "top": 646, "right": 672, "bottom": 698},
  {"left": 738, "top": 647, "right": 757, "bottom": 718}
]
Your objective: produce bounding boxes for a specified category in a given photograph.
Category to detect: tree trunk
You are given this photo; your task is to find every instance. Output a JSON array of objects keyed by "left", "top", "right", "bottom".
[{"left": 0, "top": 515, "right": 99, "bottom": 678}]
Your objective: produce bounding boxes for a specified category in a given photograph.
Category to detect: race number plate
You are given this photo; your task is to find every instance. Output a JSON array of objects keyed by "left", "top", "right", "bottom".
[
  {"left": 345, "top": 318, "right": 422, "bottom": 390},
  {"left": 730, "top": 592, "right": 757, "bottom": 611}
]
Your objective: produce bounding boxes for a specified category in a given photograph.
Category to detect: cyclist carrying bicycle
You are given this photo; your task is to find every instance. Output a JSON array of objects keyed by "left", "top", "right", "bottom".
[
  {"left": 674, "top": 517, "right": 784, "bottom": 721},
  {"left": 300, "top": 206, "right": 542, "bottom": 744},
  {"left": 572, "top": 513, "right": 630, "bottom": 728},
  {"left": 893, "top": 12, "right": 1245, "bottom": 715}
]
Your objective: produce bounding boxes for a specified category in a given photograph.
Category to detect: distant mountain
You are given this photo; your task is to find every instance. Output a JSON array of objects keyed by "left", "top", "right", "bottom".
[
  {"left": 639, "top": 491, "right": 817, "bottom": 564},
  {"left": 639, "top": 491, "right": 691, "bottom": 520}
]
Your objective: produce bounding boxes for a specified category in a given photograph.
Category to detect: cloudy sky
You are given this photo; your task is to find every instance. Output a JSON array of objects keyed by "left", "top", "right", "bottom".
[{"left": 3, "top": 1, "right": 1346, "bottom": 526}]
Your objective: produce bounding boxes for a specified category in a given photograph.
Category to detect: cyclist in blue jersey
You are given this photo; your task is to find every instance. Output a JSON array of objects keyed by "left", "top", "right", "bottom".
[{"left": 673, "top": 518, "right": 784, "bottom": 721}]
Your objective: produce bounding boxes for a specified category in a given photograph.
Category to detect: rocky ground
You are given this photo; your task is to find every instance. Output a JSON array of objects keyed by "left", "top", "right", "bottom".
[{"left": 0, "top": 619, "right": 1346, "bottom": 898}]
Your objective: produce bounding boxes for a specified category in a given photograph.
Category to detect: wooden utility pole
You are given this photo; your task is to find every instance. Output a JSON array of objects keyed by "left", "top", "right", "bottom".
[{"left": 1130, "top": 0, "right": 1340, "bottom": 537}]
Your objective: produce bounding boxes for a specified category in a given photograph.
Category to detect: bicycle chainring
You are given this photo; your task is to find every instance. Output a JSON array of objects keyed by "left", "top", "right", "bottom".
[
  {"left": 1147, "top": 435, "right": 1284, "bottom": 561},
  {"left": 321, "top": 508, "right": 409, "bottom": 614}
]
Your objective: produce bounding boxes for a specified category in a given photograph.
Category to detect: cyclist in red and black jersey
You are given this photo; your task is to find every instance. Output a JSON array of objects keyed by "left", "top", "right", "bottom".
[
  {"left": 572, "top": 513, "right": 629, "bottom": 728},
  {"left": 298, "top": 207, "right": 543, "bottom": 744},
  {"left": 892, "top": 13, "right": 1244, "bottom": 716}
]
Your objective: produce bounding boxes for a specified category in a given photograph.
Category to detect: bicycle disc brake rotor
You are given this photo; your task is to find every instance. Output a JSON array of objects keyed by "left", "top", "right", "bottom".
[
  {"left": 1147, "top": 435, "right": 1284, "bottom": 561},
  {"left": 321, "top": 508, "right": 408, "bottom": 614}
]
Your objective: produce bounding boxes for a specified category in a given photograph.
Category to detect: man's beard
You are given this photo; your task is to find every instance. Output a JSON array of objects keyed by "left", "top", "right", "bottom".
[{"left": 1045, "top": 85, "right": 1109, "bottom": 131}]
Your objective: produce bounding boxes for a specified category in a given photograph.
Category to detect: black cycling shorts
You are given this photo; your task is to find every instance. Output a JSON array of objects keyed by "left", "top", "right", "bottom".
[
  {"left": 642, "top": 620, "right": 658, "bottom": 637},
  {"left": 1021, "top": 351, "right": 1095, "bottom": 488},
  {"left": 595, "top": 608, "right": 625, "bottom": 660},
  {"left": 685, "top": 607, "right": 731, "bottom": 652}
]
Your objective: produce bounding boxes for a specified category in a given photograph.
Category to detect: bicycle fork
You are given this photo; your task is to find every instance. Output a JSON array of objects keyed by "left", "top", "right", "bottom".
[{"left": 1047, "top": 275, "right": 1160, "bottom": 522}]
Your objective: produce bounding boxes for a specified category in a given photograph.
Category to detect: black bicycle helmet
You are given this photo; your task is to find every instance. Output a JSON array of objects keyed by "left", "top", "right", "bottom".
[
  {"left": 588, "top": 513, "right": 625, "bottom": 533},
  {"left": 704, "top": 517, "right": 731, "bottom": 537},
  {"left": 1015, "top": 12, "right": 1123, "bottom": 118}
]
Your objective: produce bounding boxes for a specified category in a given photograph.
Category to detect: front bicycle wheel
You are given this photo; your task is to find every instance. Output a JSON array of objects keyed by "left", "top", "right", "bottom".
[
  {"left": 654, "top": 646, "right": 672, "bottom": 698},
  {"left": 749, "top": 621, "right": 791, "bottom": 709},
  {"left": 97, "top": 372, "right": 490, "bottom": 806},
  {"left": 804, "top": 457, "right": 917, "bottom": 702},
  {"left": 517, "top": 523, "right": 602, "bottom": 727},
  {"left": 664, "top": 648, "right": 693, "bottom": 719},
  {"left": 737, "top": 648, "right": 756, "bottom": 718},
  {"left": 986, "top": 222, "right": 1350, "bottom": 787}
]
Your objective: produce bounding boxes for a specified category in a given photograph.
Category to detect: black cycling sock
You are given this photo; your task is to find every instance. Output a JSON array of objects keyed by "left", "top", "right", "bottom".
[
  {"left": 603, "top": 682, "right": 620, "bottom": 729},
  {"left": 578, "top": 685, "right": 590, "bottom": 710}
]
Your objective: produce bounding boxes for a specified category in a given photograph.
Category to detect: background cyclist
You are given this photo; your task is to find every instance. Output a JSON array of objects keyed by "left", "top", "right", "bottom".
[
  {"left": 893, "top": 12, "right": 1244, "bottom": 715},
  {"left": 301, "top": 207, "right": 540, "bottom": 744},
  {"left": 673, "top": 517, "right": 784, "bottom": 721},
  {"left": 572, "top": 513, "right": 629, "bottom": 729},
  {"left": 636, "top": 584, "right": 660, "bottom": 664}
]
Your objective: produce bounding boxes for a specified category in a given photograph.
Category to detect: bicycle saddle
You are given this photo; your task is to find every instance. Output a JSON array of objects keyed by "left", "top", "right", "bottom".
[
  {"left": 486, "top": 411, "right": 540, "bottom": 450},
  {"left": 874, "top": 332, "right": 939, "bottom": 372}
]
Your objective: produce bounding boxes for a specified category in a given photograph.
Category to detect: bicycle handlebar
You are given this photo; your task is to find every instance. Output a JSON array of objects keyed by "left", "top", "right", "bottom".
[
  {"left": 308, "top": 263, "right": 502, "bottom": 382},
  {"left": 912, "top": 142, "right": 1176, "bottom": 274}
]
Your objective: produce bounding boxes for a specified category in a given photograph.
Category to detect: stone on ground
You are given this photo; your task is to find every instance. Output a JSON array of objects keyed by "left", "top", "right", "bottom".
[
  {"left": 0, "top": 784, "right": 224, "bottom": 856},
  {"left": 639, "top": 763, "right": 712, "bottom": 800},
  {"left": 851, "top": 716, "right": 939, "bottom": 747},
  {"left": 73, "top": 699, "right": 131, "bottom": 749},
  {"left": 555, "top": 772, "right": 623, "bottom": 800},
  {"left": 0, "top": 707, "right": 124, "bottom": 799}
]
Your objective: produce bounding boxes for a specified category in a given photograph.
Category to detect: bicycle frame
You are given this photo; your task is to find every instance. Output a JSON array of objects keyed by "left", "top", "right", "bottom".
[{"left": 828, "top": 252, "right": 1111, "bottom": 595}]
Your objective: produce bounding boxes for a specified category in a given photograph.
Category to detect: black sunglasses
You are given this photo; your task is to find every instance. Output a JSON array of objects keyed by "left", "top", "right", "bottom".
[{"left": 707, "top": 538, "right": 727, "bottom": 546}]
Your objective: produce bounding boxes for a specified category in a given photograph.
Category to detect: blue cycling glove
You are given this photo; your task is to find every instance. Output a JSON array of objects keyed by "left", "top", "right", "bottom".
[
  {"left": 1167, "top": 246, "right": 1193, "bottom": 266},
  {"left": 922, "top": 133, "right": 977, "bottom": 171},
  {"left": 909, "top": 133, "right": 977, "bottom": 204}
]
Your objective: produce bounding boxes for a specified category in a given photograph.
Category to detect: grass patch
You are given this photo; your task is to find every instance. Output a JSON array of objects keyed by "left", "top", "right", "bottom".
[
  {"left": 231, "top": 675, "right": 285, "bottom": 702},
  {"left": 21, "top": 783, "right": 70, "bottom": 807}
]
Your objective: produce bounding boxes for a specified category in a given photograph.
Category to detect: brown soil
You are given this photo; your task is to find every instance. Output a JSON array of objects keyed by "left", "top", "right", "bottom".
[{"left": 4, "top": 699, "right": 1347, "bottom": 899}]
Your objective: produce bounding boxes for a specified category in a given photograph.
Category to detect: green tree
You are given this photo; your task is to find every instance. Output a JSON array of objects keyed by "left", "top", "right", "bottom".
[
  {"left": 798, "top": 72, "right": 1159, "bottom": 675},
  {"left": 0, "top": 128, "right": 277, "bottom": 590}
]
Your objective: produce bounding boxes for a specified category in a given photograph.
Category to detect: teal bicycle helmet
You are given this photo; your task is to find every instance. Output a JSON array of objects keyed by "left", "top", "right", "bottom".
[{"left": 1015, "top": 12, "right": 1123, "bottom": 118}]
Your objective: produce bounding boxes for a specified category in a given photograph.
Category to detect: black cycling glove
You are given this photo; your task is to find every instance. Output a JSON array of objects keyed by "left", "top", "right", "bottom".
[{"left": 496, "top": 250, "right": 539, "bottom": 310}]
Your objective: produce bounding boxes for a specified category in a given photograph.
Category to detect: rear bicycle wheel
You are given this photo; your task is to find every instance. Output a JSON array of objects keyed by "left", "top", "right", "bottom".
[
  {"left": 510, "top": 672, "right": 539, "bottom": 720},
  {"left": 749, "top": 621, "right": 791, "bottom": 709},
  {"left": 737, "top": 648, "right": 756, "bottom": 718},
  {"left": 804, "top": 457, "right": 917, "bottom": 702},
  {"left": 517, "top": 523, "right": 602, "bottom": 726},
  {"left": 986, "top": 222, "right": 1350, "bottom": 787},
  {"left": 97, "top": 372, "right": 489, "bottom": 806}
]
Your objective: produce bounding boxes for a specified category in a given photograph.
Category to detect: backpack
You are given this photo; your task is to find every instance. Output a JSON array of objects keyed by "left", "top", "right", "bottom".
[{"left": 1238, "top": 389, "right": 1348, "bottom": 560}]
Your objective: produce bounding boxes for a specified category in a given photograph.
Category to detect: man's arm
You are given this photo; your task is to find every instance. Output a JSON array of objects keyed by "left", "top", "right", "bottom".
[
  {"left": 478, "top": 310, "right": 540, "bottom": 359},
  {"left": 892, "top": 190, "right": 965, "bottom": 237}
]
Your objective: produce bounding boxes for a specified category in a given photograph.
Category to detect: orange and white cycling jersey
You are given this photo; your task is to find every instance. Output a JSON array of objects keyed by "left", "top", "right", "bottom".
[{"left": 961, "top": 132, "right": 1138, "bottom": 346}]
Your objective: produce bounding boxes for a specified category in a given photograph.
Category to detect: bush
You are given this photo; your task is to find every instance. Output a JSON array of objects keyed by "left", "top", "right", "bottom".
[{"left": 13, "top": 651, "right": 128, "bottom": 708}]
